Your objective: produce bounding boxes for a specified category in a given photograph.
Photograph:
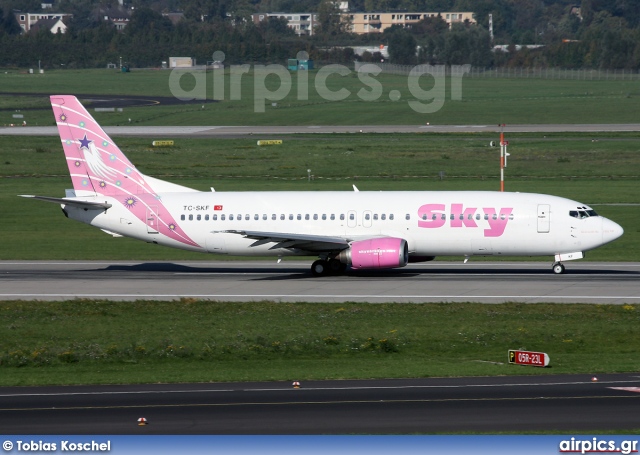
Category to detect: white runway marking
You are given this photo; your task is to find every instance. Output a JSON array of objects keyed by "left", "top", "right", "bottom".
[
  {"left": 1, "top": 294, "right": 639, "bottom": 301},
  {"left": 3, "top": 379, "right": 639, "bottom": 399}
]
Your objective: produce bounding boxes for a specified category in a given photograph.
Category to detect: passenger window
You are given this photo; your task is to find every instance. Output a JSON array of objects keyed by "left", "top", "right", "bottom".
[
  {"left": 221, "top": 214, "right": 225, "bottom": 221},
  {"left": 441, "top": 214, "right": 446, "bottom": 220},
  {"left": 263, "top": 214, "right": 267, "bottom": 220},
  {"left": 500, "top": 214, "right": 506, "bottom": 220},
  {"left": 254, "top": 214, "right": 259, "bottom": 220},
  {"left": 330, "top": 214, "right": 335, "bottom": 220},
  {"left": 450, "top": 214, "right": 455, "bottom": 220},
  {"left": 322, "top": 214, "right": 327, "bottom": 220},
  {"left": 280, "top": 214, "right": 285, "bottom": 220},
  {"left": 340, "top": 214, "right": 345, "bottom": 221},
  {"left": 289, "top": 214, "right": 294, "bottom": 220},
  {"left": 272, "top": 214, "right": 276, "bottom": 220},
  {"left": 305, "top": 214, "right": 310, "bottom": 220},
  {"left": 245, "top": 214, "right": 250, "bottom": 220},
  {"left": 365, "top": 213, "right": 370, "bottom": 220},
  {"left": 205, "top": 214, "right": 209, "bottom": 221},
  {"left": 492, "top": 214, "right": 497, "bottom": 220},
  {"left": 373, "top": 214, "right": 378, "bottom": 220},
  {"left": 180, "top": 214, "right": 185, "bottom": 221},
  {"left": 381, "top": 214, "right": 386, "bottom": 220},
  {"left": 476, "top": 214, "right": 481, "bottom": 220},
  {"left": 484, "top": 214, "right": 489, "bottom": 220},
  {"left": 509, "top": 214, "right": 514, "bottom": 220},
  {"left": 389, "top": 214, "right": 394, "bottom": 220},
  {"left": 297, "top": 214, "right": 302, "bottom": 220},
  {"left": 213, "top": 214, "right": 218, "bottom": 221},
  {"left": 405, "top": 214, "right": 410, "bottom": 220},
  {"left": 237, "top": 214, "right": 241, "bottom": 220},
  {"left": 229, "top": 215, "right": 234, "bottom": 220},
  {"left": 197, "top": 214, "right": 201, "bottom": 221},
  {"left": 313, "top": 214, "right": 318, "bottom": 220},
  {"left": 422, "top": 214, "right": 427, "bottom": 220},
  {"left": 350, "top": 213, "right": 355, "bottom": 220},
  {"left": 189, "top": 214, "right": 193, "bottom": 221}
]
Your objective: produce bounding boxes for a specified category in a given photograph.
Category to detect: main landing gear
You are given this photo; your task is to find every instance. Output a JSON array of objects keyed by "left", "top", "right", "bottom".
[
  {"left": 552, "top": 262, "right": 566, "bottom": 274},
  {"left": 311, "top": 259, "right": 347, "bottom": 277}
]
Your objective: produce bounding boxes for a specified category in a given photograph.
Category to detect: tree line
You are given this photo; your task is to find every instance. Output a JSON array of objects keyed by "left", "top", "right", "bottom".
[{"left": 1, "top": 0, "right": 640, "bottom": 69}]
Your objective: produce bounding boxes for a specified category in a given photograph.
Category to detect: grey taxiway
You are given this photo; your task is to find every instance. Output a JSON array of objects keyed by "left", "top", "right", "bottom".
[{"left": 3, "top": 124, "right": 640, "bottom": 137}]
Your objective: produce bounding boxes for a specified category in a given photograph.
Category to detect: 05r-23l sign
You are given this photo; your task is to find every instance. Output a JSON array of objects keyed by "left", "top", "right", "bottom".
[{"left": 508, "top": 350, "right": 550, "bottom": 367}]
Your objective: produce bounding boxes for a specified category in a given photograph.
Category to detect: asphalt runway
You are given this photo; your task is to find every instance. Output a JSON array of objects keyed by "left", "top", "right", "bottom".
[
  {"left": 2, "top": 374, "right": 640, "bottom": 434},
  {"left": 1, "top": 261, "right": 639, "bottom": 303},
  {"left": 2, "top": 124, "right": 640, "bottom": 137}
]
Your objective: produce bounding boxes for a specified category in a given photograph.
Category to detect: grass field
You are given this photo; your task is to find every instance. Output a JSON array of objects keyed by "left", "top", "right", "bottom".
[
  {"left": 2, "top": 301, "right": 639, "bottom": 387},
  {"left": 2, "top": 68, "right": 640, "bottom": 126}
]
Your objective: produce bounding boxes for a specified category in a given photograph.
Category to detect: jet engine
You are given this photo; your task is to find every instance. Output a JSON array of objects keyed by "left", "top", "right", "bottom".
[{"left": 338, "top": 238, "right": 409, "bottom": 270}]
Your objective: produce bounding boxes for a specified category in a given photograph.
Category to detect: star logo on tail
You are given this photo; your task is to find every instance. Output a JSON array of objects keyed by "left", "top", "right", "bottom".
[{"left": 78, "top": 134, "right": 116, "bottom": 180}]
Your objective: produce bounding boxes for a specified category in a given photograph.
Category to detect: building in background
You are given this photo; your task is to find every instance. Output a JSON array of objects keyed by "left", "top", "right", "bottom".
[
  {"left": 251, "top": 13, "right": 318, "bottom": 36},
  {"left": 346, "top": 12, "right": 476, "bottom": 34},
  {"left": 14, "top": 12, "right": 73, "bottom": 33}
]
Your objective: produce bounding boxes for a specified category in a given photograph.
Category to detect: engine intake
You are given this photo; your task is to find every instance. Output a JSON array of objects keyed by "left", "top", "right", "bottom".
[{"left": 339, "top": 238, "right": 409, "bottom": 270}]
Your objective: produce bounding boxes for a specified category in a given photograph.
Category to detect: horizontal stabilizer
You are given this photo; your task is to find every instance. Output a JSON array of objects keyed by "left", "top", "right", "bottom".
[{"left": 20, "top": 195, "right": 112, "bottom": 210}]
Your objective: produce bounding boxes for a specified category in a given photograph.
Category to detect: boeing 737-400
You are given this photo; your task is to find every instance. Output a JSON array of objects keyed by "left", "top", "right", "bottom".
[{"left": 21, "top": 95, "right": 624, "bottom": 276}]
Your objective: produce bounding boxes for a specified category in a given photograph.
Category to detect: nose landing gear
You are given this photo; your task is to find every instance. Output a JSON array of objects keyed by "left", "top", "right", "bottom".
[{"left": 552, "top": 262, "right": 566, "bottom": 274}]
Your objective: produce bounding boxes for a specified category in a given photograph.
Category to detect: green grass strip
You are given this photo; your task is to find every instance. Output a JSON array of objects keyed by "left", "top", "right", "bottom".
[{"left": 2, "top": 300, "right": 639, "bottom": 387}]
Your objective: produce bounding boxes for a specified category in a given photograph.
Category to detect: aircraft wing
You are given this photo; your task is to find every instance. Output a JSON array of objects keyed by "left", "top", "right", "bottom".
[
  {"left": 220, "top": 230, "right": 349, "bottom": 252},
  {"left": 20, "top": 195, "right": 112, "bottom": 210}
]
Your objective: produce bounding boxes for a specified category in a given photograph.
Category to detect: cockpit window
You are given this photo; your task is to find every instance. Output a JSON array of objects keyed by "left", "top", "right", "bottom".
[{"left": 569, "top": 209, "right": 599, "bottom": 219}]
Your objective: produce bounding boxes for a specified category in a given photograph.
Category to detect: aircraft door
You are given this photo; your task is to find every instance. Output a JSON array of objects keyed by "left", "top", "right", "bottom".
[
  {"left": 537, "top": 204, "right": 550, "bottom": 233},
  {"left": 363, "top": 210, "right": 372, "bottom": 228},
  {"left": 347, "top": 210, "right": 357, "bottom": 228},
  {"left": 146, "top": 206, "right": 159, "bottom": 234}
]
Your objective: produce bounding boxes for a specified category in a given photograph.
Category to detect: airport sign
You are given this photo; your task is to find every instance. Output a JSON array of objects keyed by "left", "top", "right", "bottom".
[{"left": 508, "top": 350, "right": 550, "bottom": 367}]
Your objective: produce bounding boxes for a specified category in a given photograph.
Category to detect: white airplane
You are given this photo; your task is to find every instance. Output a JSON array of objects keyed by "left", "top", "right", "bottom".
[{"left": 22, "top": 95, "right": 623, "bottom": 276}]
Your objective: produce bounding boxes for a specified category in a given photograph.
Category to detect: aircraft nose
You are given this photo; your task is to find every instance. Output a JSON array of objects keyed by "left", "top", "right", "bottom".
[{"left": 602, "top": 218, "right": 624, "bottom": 245}]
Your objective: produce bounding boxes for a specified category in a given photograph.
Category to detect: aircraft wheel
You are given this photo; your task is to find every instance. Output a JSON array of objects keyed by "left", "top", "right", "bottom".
[
  {"left": 552, "top": 262, "right": 565, "bottom": 274},
  {"left": 311, "top": 260, "right": 328, "bottom": 277}
]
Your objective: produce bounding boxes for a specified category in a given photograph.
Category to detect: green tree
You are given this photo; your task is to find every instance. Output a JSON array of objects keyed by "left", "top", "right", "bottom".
[
  {"left": 385, "top": 25, "right": 417, "bottom": 64},
  {"left": 317, "top": 0, "right": 350, "bottom": 40},
  {"left": 0, "top": 7, "right": 22, "bottom": 35}
]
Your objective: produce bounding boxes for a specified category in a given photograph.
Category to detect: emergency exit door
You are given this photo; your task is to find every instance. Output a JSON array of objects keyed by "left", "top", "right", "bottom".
[{"left": 537, "top": 204, "right": 550, "bottom": 233}]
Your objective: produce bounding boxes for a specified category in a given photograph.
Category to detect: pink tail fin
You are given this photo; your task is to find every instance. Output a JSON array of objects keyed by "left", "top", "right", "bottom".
[
  {"left": 51, "top": 95, "right": 201, "bottom": 249},
  {"left": 51, "top": 95, "right": 154, "bottom": 199}
]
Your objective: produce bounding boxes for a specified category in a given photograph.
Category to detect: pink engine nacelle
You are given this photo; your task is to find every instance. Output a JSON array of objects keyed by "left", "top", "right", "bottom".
[{"left": 339, "top": 237, "right": 409, "bottom": 270}]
